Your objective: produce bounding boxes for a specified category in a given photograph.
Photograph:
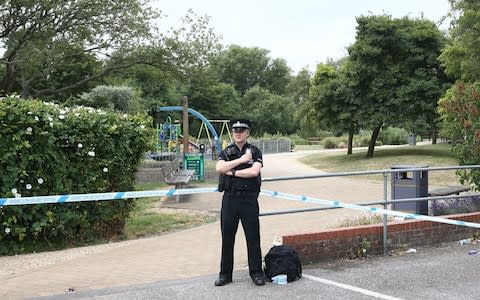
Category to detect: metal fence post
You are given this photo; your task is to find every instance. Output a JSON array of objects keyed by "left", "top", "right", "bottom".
[{"left": 383, "top": 171, "right": 388, "bottom": 256}]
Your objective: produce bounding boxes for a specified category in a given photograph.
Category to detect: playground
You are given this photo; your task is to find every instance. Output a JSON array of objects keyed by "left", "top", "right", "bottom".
[{"left": 151, "top": 106, "right": 231, "bottom": 159}]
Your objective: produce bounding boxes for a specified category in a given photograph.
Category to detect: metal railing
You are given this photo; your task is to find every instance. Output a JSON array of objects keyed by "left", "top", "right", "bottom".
[{"left": 260, "top": 165, "right": 480, "bottom": 256}]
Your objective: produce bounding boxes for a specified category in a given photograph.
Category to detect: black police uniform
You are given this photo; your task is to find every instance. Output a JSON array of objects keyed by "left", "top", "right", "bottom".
[{"left": 217, "top": 142, "right": 263, "bottom": 280}]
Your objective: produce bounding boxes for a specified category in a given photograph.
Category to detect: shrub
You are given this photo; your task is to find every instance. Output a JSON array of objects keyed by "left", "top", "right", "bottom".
[
  {"left": 379, "top": 127, "right": 408, "bottom": 145},
  {"left": 289, "top": 134, "right": 309, "bottom": 146},
  {"left": 439, "top": 82, "right": 480, "bottom": 189},
  {"left": 322, "top": 137, "right": 338, "bottom": 149},
  {"left": 0, "top": 97, "right": 153, "bottom": 254},
  {"left": 79, "top": 85, "right": 134, "bottom": 112},
  {"left": 354, "top": 136, "right": 371, "bottom": 147}
]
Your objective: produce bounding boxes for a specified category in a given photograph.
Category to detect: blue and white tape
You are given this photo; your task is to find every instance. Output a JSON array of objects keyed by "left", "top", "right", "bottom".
[
  {"left": 1, "top": 186, "right": 480, "bottom": 229},
  {"left": 260, "top": 189, "right": 480, "bottom": 229},
  {"left": 0, "top": 187, "right": 218, "bottom": 206}
]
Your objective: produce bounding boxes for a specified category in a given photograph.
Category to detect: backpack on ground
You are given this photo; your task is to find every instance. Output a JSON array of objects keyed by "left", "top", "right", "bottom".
[{"left": 264, "top": 245, "right": 302, "bottom": 282}]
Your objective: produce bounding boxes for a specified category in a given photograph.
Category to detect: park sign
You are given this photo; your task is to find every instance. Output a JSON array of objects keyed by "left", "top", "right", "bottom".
[{"left": 184, "top": 154, "right": 204, "bottom": 181}]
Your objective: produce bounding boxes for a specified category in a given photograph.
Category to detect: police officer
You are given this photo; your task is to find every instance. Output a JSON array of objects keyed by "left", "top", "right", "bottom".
[{"left": 214, "top": 119, "right": 265, "bottom": 286}]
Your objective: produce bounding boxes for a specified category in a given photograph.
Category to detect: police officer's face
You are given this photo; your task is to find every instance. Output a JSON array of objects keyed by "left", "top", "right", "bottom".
[{"left": 232, "top": 127, "right": 249, "bottom": 142}]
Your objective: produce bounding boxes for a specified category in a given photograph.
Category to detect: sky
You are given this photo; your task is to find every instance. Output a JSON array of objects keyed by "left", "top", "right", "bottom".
[{"left": 151, "top": 0, "right": 452, "bottom": 74}]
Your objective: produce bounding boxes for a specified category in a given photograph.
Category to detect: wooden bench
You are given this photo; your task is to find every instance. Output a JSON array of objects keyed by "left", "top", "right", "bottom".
[
  {"left": 429, "top": 186, "right": 471, "bottom": 197},
  {"left": 161, "top": 158, "right": 195, "bottom": 202},
  {"left": 307, "top": 137, "right": 321, "bottom": 145},
  {"left": 428, "top": 186, "right": 472, "bottom": 216}
]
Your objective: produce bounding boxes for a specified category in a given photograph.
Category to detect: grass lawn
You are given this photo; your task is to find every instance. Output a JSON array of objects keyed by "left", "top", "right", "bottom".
[
  {"left": 299, "top": 143, "right": 461, "bottom": 186},
  {"left": 123, "top": 183, "right": 217, "bottom": 240}
]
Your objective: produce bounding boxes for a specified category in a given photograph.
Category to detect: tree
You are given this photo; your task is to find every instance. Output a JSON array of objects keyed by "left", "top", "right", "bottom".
[
  {"left": 438, "top": 0, "right": 480, "bottom": 189},
  {"left": 286, "top": 68, "right": 312, "bottom": 105},
  {"left": 103, "top": 10, "right": 223, "bottom": 112},
  {"left": 438, "top": 82, "right": 480, "bottom": 189},
  {"left": 308, "top": 62, "right": 360, "bottom": 154},
  {"left": 77, "top": 85, "right": 134, "bottom": 113},
  {"left": 0, "top": 0, "right": 159, "bottom": 98},
  {"left": 439, "top": 0, "right": 480, "bottom": 82},
  {"left": 242, "top": 86, "right": 297, "bottom": 135},
  {"left": 347, "top": 15, "right": 448, "bottom": 157},
  {"left": 212, "top": 45, "right": 292, "bottom": 95}
]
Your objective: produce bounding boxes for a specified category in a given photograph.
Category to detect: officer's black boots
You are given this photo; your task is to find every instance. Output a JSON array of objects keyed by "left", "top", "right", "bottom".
[{"left": 214, "top": 274, "right": 232, "bottom": 286}]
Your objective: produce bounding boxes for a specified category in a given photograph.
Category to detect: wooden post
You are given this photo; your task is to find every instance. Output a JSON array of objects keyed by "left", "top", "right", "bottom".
[{"left": 182, "top": 96, "right": 189, "bottom": 155}]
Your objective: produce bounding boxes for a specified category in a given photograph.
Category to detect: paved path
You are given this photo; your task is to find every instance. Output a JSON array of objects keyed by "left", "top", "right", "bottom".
[{"left": 0, "top": 149, "right": 386, "bottom": 299}]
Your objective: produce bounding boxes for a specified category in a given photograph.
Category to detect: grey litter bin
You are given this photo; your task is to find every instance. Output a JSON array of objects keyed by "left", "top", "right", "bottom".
[
  {"left": 407, "top": 134, "right": 416, "bottom": 146},
  {"left": 391, "top": 165, "right": 428, "bottom": 215}
]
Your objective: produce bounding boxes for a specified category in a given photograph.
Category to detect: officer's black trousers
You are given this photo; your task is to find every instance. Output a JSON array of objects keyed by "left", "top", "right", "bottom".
[{"left": 219, "top": 191, "right": 262, "bottom": 278}]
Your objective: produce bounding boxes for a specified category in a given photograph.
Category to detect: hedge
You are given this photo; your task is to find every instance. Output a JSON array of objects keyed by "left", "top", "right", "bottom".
[{"left": 0, "top": 97, "right": 153, "bottom": 254}]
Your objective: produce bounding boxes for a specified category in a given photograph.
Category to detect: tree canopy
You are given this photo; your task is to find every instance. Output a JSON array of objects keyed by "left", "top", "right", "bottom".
[
  {"left": 0, "top": 0, "right": 159, "bottom": 98},
  {"left": 347, "top": 15, "right": 448, "bottom": 157},
  {"left": 440, "top": 0, "right": 480, "bottom": 82}
]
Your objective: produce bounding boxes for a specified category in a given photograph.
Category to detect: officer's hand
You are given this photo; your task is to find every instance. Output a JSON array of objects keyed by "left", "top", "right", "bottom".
[{"left": 241, "top": 153, "right": 252, "bottom": 163}]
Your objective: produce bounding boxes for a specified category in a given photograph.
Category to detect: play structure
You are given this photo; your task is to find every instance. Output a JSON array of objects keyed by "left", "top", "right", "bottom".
[
  {"left": 154, "top": 106, "right": 232, "bottom": 156},
  {"left": 154, "top": 116, "right": 180, "bottom": 154}
]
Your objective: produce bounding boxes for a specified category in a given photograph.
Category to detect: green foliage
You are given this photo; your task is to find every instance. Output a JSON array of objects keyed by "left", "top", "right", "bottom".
[
  {"left": 289, "top": 134, "right": 309, "bottom": 146},
  {"left": 300, "top": 144, "right": 458, "bottom": 185},
  {"left": 305, "top": 61, "right": 361, "bottom": 154},
  {"left": 0, "top": 0, "right": 159, "bottom": 98},
  {"left": 286, "top": 68, "right": 312, "bottom": 104},
  {"left": 242, "top": 86, "right": 298, "bottom": 135},
  {"left": 438, "top": 81, "right": 480, "bottom": 190},
  {"left": 354, "top": 135, "right": 371, "bottom": 147},
  {"left": 212, "top": 45, "right": 292, "bottom": 95},
  {"left": 322, "top": 137, "right": 340, "bottom": 149},
  {"left": 440, "top": 0, "right": 480, "bottom": 81},
  {"left": 347, "top": 237, "right": 371, "bottom": 259},
  {"left": 0, "top": 97, "right": 153, "bottom": 254},
  {"left": 124, "top": 198, "right": 216, "bottom": 239},
  {"left": 378, "top": 127, "right": 409, "bottom": 145},
  {"left": 78, "top": 85, "right": 134, "bottom": 112},
  {"left": 347, "top": 15, "right": 448, "bottom": 157}
]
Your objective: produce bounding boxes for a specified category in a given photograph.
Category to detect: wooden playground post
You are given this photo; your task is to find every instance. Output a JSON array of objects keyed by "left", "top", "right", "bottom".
[{"left": 182, "top": 96, "right": 189, "bottom": 155}]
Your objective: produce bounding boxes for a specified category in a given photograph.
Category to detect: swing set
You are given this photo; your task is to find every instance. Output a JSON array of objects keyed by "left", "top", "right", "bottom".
[{"left": 195, "top": 119, "right": 232, "bottom": 151}]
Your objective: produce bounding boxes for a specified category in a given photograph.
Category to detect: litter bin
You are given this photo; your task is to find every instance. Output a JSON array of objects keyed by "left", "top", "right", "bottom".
[
  {"left": 407, "top": 134, "right": 416, "bottom": 146},
  {"left": 391, "top": 165, "right": 428, "bottom": 215}
]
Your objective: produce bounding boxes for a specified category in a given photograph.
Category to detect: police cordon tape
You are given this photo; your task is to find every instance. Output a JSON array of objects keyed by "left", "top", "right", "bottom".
[
  {"left": 1, "top": 186, "right": 480, "bottom": 229},
  {"left": 0, "top": 187, "right": 218, "bottom": 206},
  {"left": 260, "top": 189, "right": 480, "bottom": 229}
]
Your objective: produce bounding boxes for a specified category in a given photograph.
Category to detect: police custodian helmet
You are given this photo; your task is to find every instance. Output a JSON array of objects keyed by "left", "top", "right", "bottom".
[{"left": 231, "top": 119, "right": 251, "bottom": 130}]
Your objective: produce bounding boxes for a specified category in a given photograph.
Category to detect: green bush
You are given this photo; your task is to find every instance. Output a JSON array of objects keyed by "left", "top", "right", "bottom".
[
  {"left": 322, "top": 137, "right": 338, "bottom": 149},
  {"left": 354, "top": 136, "right": 371, "bottom": 147},
  {"left": 78, "top": 85, "right": 134, "bottom": 112},
  {"left": 0, "top": 97, "right": 153, "bottom": 254},
  {"left": 379, "top": 127, "right": 408, "bottom": 145},
  {"left": 439, "top": 82, "right": 480, "bottom": 190},
  {"left": 289, "top": 134, "right": 309, "bottom": 146}
]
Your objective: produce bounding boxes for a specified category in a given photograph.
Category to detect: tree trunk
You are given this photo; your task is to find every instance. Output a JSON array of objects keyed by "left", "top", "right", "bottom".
[
  {"left": 0, "top": 66, "right": 17, "bottom": 96},
  {"left": 347, "top": 128, "right": 354, "bottom": 155},
  {"left": 366, "top": 124, "right": 382, "bottom": 158},
  {"left": 432, "top": 126, "right": 437, "bottom": 144}
]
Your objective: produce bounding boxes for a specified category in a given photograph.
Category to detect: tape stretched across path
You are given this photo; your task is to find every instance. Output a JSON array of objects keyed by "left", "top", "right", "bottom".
[
  {"left": 260, "top": 189, "right": 480, "bottom": 229},
  {"left": 0, "top": 187, "right": 218, "bottom": 206},
  {"left": 1, "top": 186, "right": 480, "bottom": 229}
]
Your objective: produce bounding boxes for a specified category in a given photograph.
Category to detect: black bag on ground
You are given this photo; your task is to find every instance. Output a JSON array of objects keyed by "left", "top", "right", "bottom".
[{"left": 264, "top": 245, "right": 302, "bottom": 282}]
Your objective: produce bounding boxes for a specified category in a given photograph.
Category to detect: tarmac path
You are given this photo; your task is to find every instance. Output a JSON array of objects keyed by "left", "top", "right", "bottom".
[{"left": 0, "top": 149, "right": 387, "bottom": 299}]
